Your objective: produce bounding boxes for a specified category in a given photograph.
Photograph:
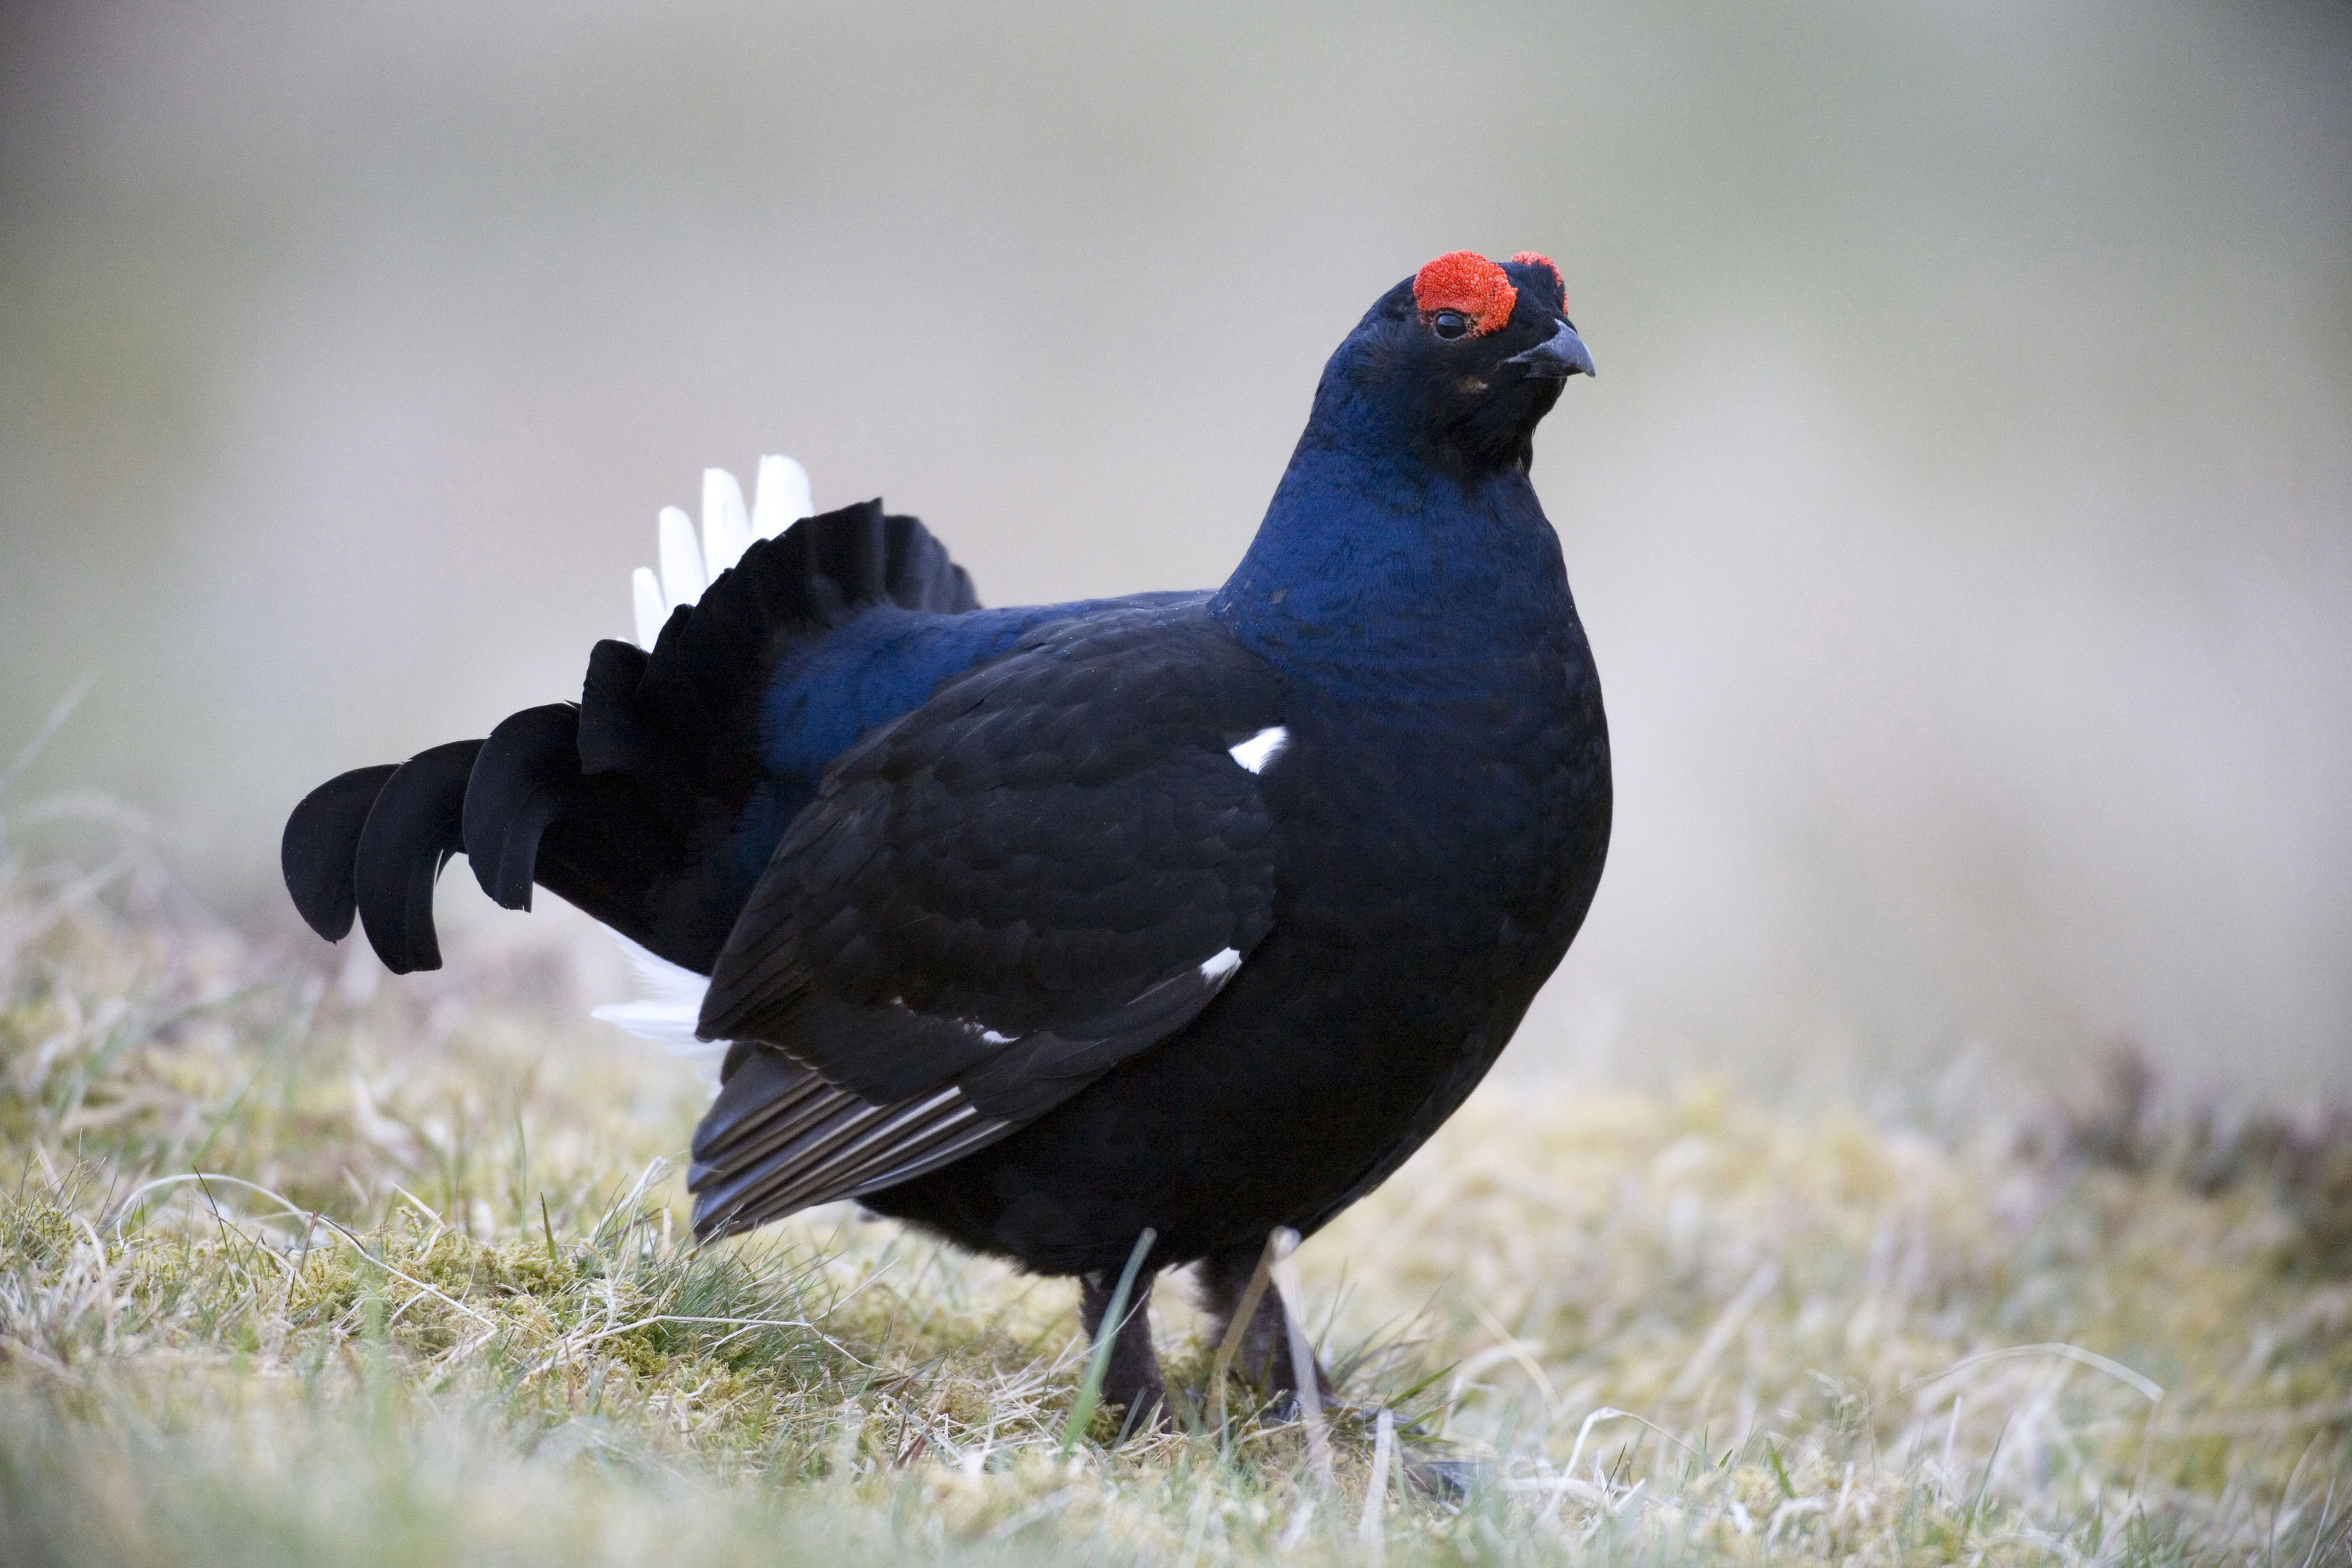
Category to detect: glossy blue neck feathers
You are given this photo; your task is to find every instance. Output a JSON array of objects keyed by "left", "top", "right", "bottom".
[{"left": 1209, "top": 335, "right": 1576, "bottom": 703}]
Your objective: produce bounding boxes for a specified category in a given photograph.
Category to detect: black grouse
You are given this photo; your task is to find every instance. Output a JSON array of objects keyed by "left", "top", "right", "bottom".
[{"left": 283, "top": 249, "right": 1609, "bottom": 1424}]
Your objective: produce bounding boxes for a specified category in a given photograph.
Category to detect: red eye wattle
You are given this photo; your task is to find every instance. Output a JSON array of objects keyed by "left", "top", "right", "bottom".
[{"left": 1413, "top": 251, "right": 1517, "bottom": 337}]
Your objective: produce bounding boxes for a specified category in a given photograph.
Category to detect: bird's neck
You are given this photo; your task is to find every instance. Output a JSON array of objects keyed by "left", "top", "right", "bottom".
[{"left": 1209, "top": 440, "right": 1577, "bottom": 706}]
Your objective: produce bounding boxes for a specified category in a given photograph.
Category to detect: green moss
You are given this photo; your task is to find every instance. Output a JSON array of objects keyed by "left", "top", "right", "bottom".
[{"left": 0, "top": 1194, "right": 78, "bottom": 1270}]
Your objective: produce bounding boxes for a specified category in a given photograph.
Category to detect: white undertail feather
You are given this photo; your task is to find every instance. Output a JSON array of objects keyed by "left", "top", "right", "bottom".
[
  {"left": 657, "top": 506, "right": 706, "bottom": 612},
  {"left": 629, "top": 454, "right": 817, "bottom": 652},
  {"left": 590, "top": 928, "right": 729, "bottom": 1079},
  {"left": 629, "top": 568, "right": 666, "bottom": 652},
  {"left": 605, "top": 452, "right": 818, "bottom": 1075},
  {"left": 751, "top": 454, "right": 813, "bottom": 540},
  {"left": 700, "top": 467, "right": 753, "bottom": 579},
  {"left": 1199, "top": 947, "right": 1244, "bottom": 982}
]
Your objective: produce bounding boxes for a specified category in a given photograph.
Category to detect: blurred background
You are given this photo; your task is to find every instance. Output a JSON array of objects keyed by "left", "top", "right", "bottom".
[{"left": 2, "top": 0, "right": 2345, "bottom": 1106}]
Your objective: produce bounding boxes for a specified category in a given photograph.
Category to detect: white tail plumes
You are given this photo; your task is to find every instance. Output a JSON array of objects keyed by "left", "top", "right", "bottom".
[
  {"left": 629, "top": 568, "right": 665, "bottom": 652},
  {"left": 751, "top": 454, "right": 812, "bottom": 542},
  {"left": 630, "top": 454, "right": 817, "bottom": 650},
  {"left": 700, "top": 468, "right": 753, "bottom": 579},
  {"left": 657, "top": 507, "right": 706, "bottom": 613}
]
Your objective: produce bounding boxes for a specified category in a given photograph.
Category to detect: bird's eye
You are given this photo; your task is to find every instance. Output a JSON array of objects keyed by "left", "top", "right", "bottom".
[{"left": 1431, "top": 310, "right": 1471, "bottom": 340}]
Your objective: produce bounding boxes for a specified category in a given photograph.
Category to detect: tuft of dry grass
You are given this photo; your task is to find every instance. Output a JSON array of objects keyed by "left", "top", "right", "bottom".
[{"left": 1, "top": 819, "right": 2347, "bottom": 1565}]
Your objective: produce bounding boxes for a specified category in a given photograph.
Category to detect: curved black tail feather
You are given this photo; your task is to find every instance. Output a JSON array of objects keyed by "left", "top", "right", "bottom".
[
  {"left": 285, "top": 501, "right": 981, "bottom": 976},
  {"left": 282, "top": 764, "right": 399, "bottom": 942},
  {"left": 462, "top": 703, "right": 581, "bottom": 912},
  {"left": 353, "top": 740, "right": 483, "bottom": 973}
]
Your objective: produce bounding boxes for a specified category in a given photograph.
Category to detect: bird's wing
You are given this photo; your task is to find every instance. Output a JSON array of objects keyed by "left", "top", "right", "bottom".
[{"left": 687, "top": 602, "right": 1289, "bottom": 1239}]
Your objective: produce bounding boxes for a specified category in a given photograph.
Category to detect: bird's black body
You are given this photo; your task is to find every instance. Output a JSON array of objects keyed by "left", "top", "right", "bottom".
[
  {"left": 852, "top": 510, "right": 1609, "bottom": 1278},
  {"left": 285, "top": 250, "right": 1609, "bottom": 1419}
]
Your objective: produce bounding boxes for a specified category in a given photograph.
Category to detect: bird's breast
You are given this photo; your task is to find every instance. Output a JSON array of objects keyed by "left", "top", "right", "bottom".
[{"left": 1257, "top": 654, "right": 1604, "bottom": 970}]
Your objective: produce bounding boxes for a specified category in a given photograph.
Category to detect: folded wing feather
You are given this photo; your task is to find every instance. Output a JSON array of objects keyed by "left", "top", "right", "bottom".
[{"left": 685, "top": 600, "right": 1288, "bottom": 1239}]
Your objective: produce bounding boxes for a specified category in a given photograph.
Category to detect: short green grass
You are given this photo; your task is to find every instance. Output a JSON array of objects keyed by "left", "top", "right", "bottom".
[{"left": 2, "top": 832, "right": 2346, "bottom": 1566}]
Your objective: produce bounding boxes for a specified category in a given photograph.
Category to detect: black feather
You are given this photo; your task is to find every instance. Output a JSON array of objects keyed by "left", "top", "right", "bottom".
[
  {"left": 462, "top": 703, "right": 582, "bottom": 910},
  {"left": 282, "top": 764, "right": 399, "bottom": 942},
  {"left": 352, "top": 739, "right": 482, "bottom": 973},
  {"left": 575, "top": 639, "right": 653, "bottom": 775},
  {"left": 883, "top": 513, "right": 976, "bottom": 611},
  {"left": 807, "top": 502, "right": 887, "bottom": 616}
]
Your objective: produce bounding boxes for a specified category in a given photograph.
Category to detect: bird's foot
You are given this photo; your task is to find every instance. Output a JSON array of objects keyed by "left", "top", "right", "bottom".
[
  {"left": 1196, "top": 1241, "right": 1337, "bottom": 1419},
  {"left": 1079, "top": 1265, "right": 1169, "bottom": 1439}
]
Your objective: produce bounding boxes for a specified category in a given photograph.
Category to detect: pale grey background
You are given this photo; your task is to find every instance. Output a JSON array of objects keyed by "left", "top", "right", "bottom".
[{"left": 4, "top": 1, "right": 2347, "bottom": 1103}]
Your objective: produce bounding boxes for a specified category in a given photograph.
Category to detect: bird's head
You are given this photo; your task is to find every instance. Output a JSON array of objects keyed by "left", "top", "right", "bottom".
[{"left": 1310, "top": 250, "right": 1593, "bottom": 479}]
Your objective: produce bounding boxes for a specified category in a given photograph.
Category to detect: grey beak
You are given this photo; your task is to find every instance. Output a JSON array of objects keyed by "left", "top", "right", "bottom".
[{"left": 1507, "top": 320, "right": 1596, "bottom": 380}]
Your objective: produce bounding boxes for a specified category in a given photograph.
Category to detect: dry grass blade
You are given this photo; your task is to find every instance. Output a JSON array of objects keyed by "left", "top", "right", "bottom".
[
  {"left": 1209, "top": 1228, "right": 1280, "bottom": 1432},
  {"left": 1357, "top": 1406, "right": 1395, "bottom": 1548},
  {"left": 1268, "top": 1226, "right": 1335, "bottom": 1497}
]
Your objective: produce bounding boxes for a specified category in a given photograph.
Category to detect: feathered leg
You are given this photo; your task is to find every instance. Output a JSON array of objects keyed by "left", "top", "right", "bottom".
[
  {"left": 1077, "top": 1269, "right": 1166, "bottom": 1432},
  {"left": 1199, "top": 1244, "right": 1333, "bottom": 1406}
]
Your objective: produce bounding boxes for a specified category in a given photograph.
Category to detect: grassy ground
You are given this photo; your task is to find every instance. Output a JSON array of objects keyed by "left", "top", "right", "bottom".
[{"left": 2, "top": 835, "right": 2348, "bottom": 1565}]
